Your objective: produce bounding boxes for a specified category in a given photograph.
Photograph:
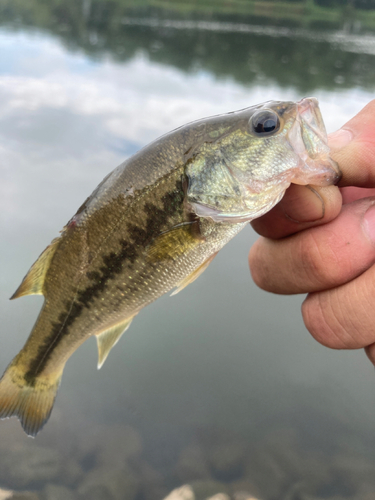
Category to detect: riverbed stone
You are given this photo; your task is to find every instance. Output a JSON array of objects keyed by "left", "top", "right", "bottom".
[
  {"left": 0, "top": 443, "right": 63, "bottom": 489},
  {"left": 0, "top": 492, "right": 39, "bottom": 500},
  {"left": 163, "top": 485, "right": 195, "bottom": 500},
  {"left": 190, "top": 480, "right": 230, "bottom": 500},
  {"left": 61, "top": 459, "right": 84, "bottom": 488},
  {"left": 136, "top": 461, "right": 168, "bottom": 500},
  {"left": 11, "top": 493, "right": 40, "bottom": 500},
  {"left": 43, "top": 484, "right": 78, "bottom": 500},
  {"left": 77, "top": 465, "right": 139, "bottom": 500},
  {"left": 331, "top": 452, "right": 375, "bottom": 494},
  {"left": 230, "top": 480, "right": 262, "bottom": 499},
  {"left": 0, "top": 488, "right": 13, "bottom": 500},
  {"left": 232, "top": 492, "right": 261, "bottom": 500},
  {"left": 206, "top": 441, "right": 246, "bottom": 482},
  {"left": 243, "top": 428, "right": 334, "bottom": 498},
  {"left": 206, "top": 494, "right": 230, "bottom": 500},
  {"left": 76, "top": 423, "right": 142, "bottom": 470},
  {"left": 175, "top": 444, "right": 210, "bottom": 482}
]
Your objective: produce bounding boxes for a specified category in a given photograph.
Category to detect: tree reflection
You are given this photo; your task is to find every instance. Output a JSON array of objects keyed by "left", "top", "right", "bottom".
[{"left": 0, "top": 0, "right": 374, "bottom": 92}]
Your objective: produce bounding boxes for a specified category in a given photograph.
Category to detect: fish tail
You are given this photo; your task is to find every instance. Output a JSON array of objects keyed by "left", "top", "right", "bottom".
[{"left": 0, "top": 359, "right": 63, "bottom": 437}]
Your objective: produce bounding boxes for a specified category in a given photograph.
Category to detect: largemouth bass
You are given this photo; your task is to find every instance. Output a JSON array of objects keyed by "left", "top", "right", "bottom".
[{"left": 0, "top": 97, "right": 339, "bottom": 436}]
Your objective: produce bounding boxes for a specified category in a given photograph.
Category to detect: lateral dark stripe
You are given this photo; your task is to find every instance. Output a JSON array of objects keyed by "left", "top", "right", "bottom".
[{"left": 25, "top": 180, "right": 184, "bottom": 381}]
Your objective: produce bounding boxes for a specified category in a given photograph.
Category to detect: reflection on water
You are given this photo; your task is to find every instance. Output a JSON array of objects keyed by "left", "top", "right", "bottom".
[
  {"left": 1, "top": 0, "right": 375, "bottom": 91},
  {"left": 1, "top": 2, "right": 375, "bottom": 499}
]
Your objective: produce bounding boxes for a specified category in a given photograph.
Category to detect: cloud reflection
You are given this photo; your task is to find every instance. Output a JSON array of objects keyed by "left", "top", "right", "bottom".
[{"left": 0, "top": 29, "right": 372, "bottom": 235}]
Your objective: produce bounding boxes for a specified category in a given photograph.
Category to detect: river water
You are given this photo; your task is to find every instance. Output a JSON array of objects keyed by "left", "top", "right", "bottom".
[{"left": 0, "top": 3, "right": 375, "bottom": 499}]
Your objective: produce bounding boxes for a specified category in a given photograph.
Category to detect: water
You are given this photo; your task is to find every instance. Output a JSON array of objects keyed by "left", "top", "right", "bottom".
[{"left": 1, "top": 2, "right": 375, "bottom": 499}]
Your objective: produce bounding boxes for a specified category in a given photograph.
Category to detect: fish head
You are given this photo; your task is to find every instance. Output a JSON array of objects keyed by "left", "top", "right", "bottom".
[{"left": 186, "top": 97, "right": 340, "bottom": 223}]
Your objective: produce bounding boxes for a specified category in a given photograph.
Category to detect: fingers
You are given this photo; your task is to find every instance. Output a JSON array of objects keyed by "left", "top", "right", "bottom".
[
  {"left": 341, "top": 186, "right": 375, "bottom": 204},
  {"left": 249, "top": 197, "right": 375, "bottom": 295},
  {"left": 251, "top": 184, "right": 342, "bottom": 239},
  {"left": 249, "top": 100, "right": 375, "bottom": 366},
  {"left": 329, "top": 99, "right": 375, "bottom": 187},
  {"left": 302, "top": 263, "right": 375, "bottom": 352}
]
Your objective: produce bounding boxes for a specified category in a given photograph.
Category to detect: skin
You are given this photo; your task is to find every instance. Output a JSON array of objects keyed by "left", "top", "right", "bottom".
[{"left": 248, "top": 99, "right": 375, "bottom": 366}]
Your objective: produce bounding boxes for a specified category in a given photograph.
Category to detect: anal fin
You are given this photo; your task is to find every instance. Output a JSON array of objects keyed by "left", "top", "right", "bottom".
[
  {"left": 171, "top": 252, "right": 218, "bottom": 296},
  {"left": 95, "top": 316, "right": 135, "bottom": 369},
  {"left": 10, "top": 237, "right": 60, "bottom": 300}
]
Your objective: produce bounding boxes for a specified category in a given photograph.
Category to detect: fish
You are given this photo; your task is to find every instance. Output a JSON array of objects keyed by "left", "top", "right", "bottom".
[{"left": 0, "top": 97, "right": 339, "bottom": 437}]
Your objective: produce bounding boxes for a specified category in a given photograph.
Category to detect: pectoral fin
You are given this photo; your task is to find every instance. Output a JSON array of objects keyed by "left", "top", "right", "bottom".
[
  {"left": 95, "top": 316, "right": 135, "bottom": 369},
  {"left": 171, "top": 252, "right": 218, "bottom": 296},
  {"left": 10, "top": 237, "right": 60, "bottom": 300},
  {"left": 146, "top": 222, "right": 202, "bottom": 262}
]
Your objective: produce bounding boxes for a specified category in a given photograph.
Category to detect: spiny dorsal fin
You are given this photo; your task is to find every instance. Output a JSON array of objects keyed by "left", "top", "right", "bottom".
[
  {"left": 10, "top": 237, "right": 60, "bottom": 300},
  {"left": 95, "top": 316, "right": 135, "bottom": 370},
  {"left": 171, "top": 252, "right": 218, "bottom": 296}
]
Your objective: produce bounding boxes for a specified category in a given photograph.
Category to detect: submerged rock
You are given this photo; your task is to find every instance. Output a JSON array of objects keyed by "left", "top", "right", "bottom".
[
  {"left": 0, "top": 444, "right": 62, "bottom": 489},
  {"left": 76, "top": 423, "right": 142, "bottom": 471},
  {"left": 232, "top": 493, "right": 261, "bottom": 500},
  {"left": 190, "top": 480, "right": 230, "bottom": 500},
  {"left": 136, "top": 461, "right": 168, "bottom": 500},
  {"left": 230, "top": 480, "right": 262, "bottom": 499},
  {"left": 77, "top": 465, "right": 139, "bottom": 500},
  {"left": 163, "top": 485, "right": 195, "bottom": 500},
  {"left": 43, "top": 484, "right": 78, "bottom": 500},
  {"left": 206, "top": 494, "right": 230, "bottom": 500},
  {"left": 175, "top": 444, "right": 210, "bottom": 482},
  {"left": 207, "top": 442, "right": 246, "bottom": 482},
  {"left": 0, "top": 488, "right": 13, "bottom": 500},
  {"left": 243, "top": 428, "right": 335, "bottom": 498},
  {"left": 6, "top": 492, "right": 39, "bottom": 500}
]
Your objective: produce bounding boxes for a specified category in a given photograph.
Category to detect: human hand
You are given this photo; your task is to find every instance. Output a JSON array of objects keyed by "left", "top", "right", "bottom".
[{"left": 248, "top": 100, "right": 375, "bottom": 366}]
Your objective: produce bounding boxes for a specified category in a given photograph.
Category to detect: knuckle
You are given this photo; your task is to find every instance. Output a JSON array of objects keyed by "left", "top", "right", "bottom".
[
  {"left": 296, "top": 232, "right": 331, "bottom": 289},
  {"left": 302, "top": 293, "right": 348, "bottom": 349},
  {"left": 296, "top": 229, "right": 350, "bottom": 291},
  {"left": 302, "top": 290, "right": 366, "bottom": 350}
]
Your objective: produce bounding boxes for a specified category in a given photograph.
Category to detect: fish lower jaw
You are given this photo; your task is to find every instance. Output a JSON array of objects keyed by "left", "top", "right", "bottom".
[{"left": 291, "top": 156, "right": 341, "bottom": 187}]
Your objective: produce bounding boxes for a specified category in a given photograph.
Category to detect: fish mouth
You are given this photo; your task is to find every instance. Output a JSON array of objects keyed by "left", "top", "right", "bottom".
[{"left": 288, "top": 97, "right": 341, "bottom": 186}]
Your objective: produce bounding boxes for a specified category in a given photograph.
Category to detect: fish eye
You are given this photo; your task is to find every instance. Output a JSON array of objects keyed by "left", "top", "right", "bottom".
[{"left": 250, "top": 109, "right": 280, "bottom": 136}]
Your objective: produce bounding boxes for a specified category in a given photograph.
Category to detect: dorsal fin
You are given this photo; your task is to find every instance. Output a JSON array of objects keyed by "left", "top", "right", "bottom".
[
  {"left": 95, "top": 316, "right": 135, "bottom": 369},
  {"left": 10, "top": 237, "right": 60, "bottom": 300}
]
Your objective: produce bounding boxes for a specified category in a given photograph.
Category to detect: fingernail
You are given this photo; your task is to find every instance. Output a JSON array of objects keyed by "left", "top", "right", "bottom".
[
  {"left": 363, "top": 204, "right": 375, "bottom": 244},
  {"left": 282, "top": 185, "right": 324, "bottom": 223},
  {"left": 328, "top": 129, "right": 353, "bottom": 151}
]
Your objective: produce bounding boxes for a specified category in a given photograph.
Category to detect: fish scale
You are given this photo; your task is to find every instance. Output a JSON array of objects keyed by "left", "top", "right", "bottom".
[{"left": 0, "top": 98, "right": 340, "bottom": 436}]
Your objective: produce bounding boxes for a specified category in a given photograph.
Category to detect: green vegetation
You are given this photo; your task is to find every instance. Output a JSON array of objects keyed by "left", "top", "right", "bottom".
[
  {"left": 1, "top": 0, "right": 375, "bottom": 30},
  {"left": 0, "top": 0, "right": 374, "bottom": 93}
]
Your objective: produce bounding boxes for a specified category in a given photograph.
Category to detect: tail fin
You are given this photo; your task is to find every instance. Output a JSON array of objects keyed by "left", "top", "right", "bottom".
[{"left": 0, "top": 362, "right": 63, "bottom": 437}]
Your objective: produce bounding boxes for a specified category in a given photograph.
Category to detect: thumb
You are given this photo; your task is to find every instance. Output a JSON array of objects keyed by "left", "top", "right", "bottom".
[{"left": 328, "top": 100, "right": 375, "bottom": 188}]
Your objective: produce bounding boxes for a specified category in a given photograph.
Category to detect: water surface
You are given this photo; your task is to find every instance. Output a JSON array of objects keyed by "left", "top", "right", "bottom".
[{"left": 1, "top": 3, "right": 375, "bottom": 499}]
